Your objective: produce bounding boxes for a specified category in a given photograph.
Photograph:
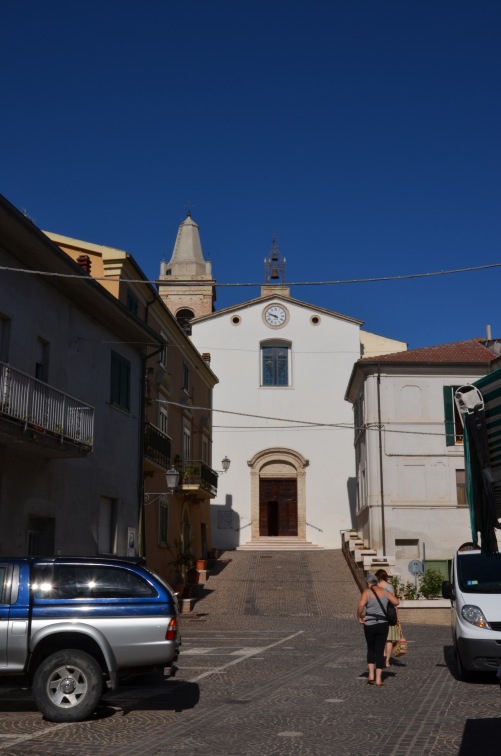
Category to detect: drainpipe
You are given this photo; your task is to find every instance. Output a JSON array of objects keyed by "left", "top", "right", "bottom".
[
  {"left": 377, "top": 366, "right": 386, "bottom": 554},
  {"left": 138, "top": 343, "right": 166, "bottom": 559},
  {"left": 137, "top": 350, "right": 148, "bottom": 558}
]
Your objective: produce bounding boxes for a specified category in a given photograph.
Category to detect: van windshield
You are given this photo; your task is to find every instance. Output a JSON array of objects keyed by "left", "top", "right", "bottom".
[{"left": 458, "top": 553, "right": 501, "bottom": 593}]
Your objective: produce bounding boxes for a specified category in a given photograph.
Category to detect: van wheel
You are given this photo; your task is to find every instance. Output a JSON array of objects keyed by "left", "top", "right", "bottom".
[
  {"left": 455, "top": 647, "right": 475, "bottom": 682},
  {"left": 32, "top": 650, "right": 103, "bottom": 722}
]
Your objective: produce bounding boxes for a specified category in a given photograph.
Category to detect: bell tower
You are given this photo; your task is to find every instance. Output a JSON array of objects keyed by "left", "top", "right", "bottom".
[
  {"left": 158, "top": 212, "right": 216, "bottom": 329},
  {"left": 261, "top": 236, "right": 290, "bottom": 298}
]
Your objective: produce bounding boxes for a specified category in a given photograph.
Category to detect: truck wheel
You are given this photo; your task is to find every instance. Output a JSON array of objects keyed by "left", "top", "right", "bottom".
[
  {"left": 32, "top": 650, "right": 103, "bottom": 722},
  {"left": 455, "top": 647, "right": 475, "bottom": 682}
]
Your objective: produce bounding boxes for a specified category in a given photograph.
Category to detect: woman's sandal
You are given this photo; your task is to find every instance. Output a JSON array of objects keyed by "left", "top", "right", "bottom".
[
  {"left": 367, "top": 679, "right": 375, "bottom": 685},
  {"left": 375, "top": 682, "right": 384, "bottom": 687}
]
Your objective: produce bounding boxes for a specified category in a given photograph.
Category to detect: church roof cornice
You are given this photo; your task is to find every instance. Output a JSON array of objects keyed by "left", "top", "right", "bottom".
[{"left": 189, "top": 293, "right": 363, "bottom": 326}]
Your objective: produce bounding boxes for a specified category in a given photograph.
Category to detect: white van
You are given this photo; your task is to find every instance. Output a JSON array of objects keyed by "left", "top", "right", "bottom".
[{"left": 442, "top": 544, "right": 501, "bottom": 681}]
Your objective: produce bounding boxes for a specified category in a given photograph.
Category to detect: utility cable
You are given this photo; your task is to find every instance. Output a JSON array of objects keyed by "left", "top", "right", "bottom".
[{"left": 1, "top": 261, "right": 500, "bottom": 287}]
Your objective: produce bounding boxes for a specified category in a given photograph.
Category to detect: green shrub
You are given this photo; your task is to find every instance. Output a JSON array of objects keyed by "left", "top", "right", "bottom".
[
  {"left": 418, "top": 569, "right": 443, "bottom": 599},
  {"left": 390, "top": 575, "right": 420, "bottom": 600}
]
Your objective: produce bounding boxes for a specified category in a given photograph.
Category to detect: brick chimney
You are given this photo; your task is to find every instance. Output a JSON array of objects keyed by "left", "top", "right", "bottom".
[
  {"left": 201, "top": 353, "right": 211, "bottom": 364},
  {"left": 76, "top": 254, "right": 92, "bottom": 275}
]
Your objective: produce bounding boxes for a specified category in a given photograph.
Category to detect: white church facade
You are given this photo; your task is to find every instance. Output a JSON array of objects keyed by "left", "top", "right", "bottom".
[{"left": 159, "top": 215, "right": 406, "bottom": 549}]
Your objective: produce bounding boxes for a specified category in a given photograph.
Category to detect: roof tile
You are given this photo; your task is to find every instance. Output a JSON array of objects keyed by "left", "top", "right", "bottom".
[{"left": 361, "top": 338, "right": 495, "bottom": 365}]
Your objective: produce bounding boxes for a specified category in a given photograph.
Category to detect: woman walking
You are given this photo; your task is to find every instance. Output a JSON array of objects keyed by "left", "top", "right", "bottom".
[
  {"left": 357, "top": 573, "right": 399, "bottom": 687},
  {"left": 375, "top": 568, "right": 399, "bottom": 668}
]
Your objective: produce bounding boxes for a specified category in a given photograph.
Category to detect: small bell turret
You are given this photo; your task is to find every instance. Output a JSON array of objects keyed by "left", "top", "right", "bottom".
[{"left": 264, "top": 237, "right": 286, "bottom": 285}]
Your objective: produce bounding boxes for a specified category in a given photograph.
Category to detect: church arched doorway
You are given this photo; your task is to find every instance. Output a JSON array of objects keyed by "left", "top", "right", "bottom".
[
  {"left": 259, "top": 478, "right": 297, "bottom": 536},
  {"left": 248, "top": 448, "right": 309, "bottom": 541}
]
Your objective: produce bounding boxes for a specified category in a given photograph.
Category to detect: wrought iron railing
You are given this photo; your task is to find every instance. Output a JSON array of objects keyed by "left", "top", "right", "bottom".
[
  {"left": 176, "top": 460, "right": 218, "bottom": 497},
  {"left": 144, "top": 422, "right": 171, "bottom": 468},
  {"left": 0, "top": 361, "right": 94, "bottom": 447}
]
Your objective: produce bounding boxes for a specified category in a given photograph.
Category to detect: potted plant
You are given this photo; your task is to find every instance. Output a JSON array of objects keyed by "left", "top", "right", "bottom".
[
  {"left": 186, "top": 565, "right": 199, "bottom": 584},
  {"left": 168, "top": 538, "right": 195, "bottom": 592}
]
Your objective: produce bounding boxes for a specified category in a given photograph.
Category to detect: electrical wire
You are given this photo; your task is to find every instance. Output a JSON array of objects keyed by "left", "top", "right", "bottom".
[
  {"left": 1, "top": 261, "right": 500, "bottom": 287},
  {"left": 162, "top": 400, "right": 454, "bottom": 437}
]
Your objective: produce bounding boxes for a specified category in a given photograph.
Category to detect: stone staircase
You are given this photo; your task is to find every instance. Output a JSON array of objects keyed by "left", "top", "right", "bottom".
[
  {"left": 343, "top": 530, "right": 395, "bottom": 577},
  {"left": 237, "top": 537, "right": 324, "bottom": 551}
]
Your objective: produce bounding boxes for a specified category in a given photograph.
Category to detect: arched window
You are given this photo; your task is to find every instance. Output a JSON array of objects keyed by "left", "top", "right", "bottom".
[
  {"left": 260, "top": 339, "right": 291, "bottom": 387},
  {"left": 176, "top": 308, "right": 195, "bottom": 334}
]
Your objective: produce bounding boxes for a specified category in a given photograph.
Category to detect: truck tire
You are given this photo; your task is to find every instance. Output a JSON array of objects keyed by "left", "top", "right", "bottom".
[
  {"left": 32, "top": 649, "right": 103, "bottom": 722},
  {"left": 455, "top": 646, "right": 475, "bottom": 683}
]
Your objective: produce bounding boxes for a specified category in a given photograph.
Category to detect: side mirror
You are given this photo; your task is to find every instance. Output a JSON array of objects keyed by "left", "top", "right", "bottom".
[{"left": 442, "top": 580, "right": 455, "bottom": 600}]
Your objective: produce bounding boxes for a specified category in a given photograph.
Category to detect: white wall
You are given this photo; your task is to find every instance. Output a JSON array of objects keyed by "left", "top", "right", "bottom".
[
  {"left": 356, "top": 368, "right": 487, "bottom": 575},
  {"left": 191, "top": 298, "right": 361, "bottom": 548}
]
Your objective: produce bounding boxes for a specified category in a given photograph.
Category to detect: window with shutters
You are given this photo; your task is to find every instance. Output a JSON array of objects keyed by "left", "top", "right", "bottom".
[
  {"left": 443, "top": 386, "right": 464, "bottom": 446},
  {"left": 183, "top": 424, "right": 191, "bottom": 461},
  {"left": 0, "top": 314, "right": 11, "bottom": 363},
  {"left": 182, "top": 361, "right": 190, "bottom": 393},
  {"left": 98, "top": 497, "right": 117, "bottom": 554},
  {"left": 35, "top": 337, "right": 49, "bottom": 382},
  {"left": 159, "top": 406, "right": 168, "bottom": 436},
  {"left": 110, "top": 351, "right": 131, "bottom": 411},
  {"left": 126, "top": 289, "right": 139, "bottom": 316}
]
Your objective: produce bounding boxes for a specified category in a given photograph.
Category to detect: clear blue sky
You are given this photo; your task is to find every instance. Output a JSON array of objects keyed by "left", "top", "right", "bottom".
[{"left": 2, "top": 1, "right": 500, "bottom": 349}]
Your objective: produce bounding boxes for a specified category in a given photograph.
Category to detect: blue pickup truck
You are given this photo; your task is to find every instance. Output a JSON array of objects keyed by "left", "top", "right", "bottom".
[{"left": 0, "top": 557, "right": 180, "bottom": 721}]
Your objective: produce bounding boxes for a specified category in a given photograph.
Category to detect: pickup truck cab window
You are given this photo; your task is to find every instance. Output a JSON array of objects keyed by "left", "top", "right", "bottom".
[{"left": 32, "top": 564, "right": 157, "bottom": 599}]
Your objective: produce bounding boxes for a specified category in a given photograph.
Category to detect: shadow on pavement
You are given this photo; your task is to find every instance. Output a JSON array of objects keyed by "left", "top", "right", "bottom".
[
  {"left": 459, "top": 718, "right": 501, "bottom": 755},
  {"left": 442, "top": 645, "right": 499, "bottom": 684},
  {"left": 207, "top": 558, "right": 233, "bottom": 576},
  {"left": 112, "top": 681, "right": 201, "bottom": 716}
]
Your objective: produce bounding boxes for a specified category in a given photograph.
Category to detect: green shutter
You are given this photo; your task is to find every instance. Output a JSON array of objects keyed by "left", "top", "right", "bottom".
[{"left": 443, "top": 386, "right": 455, "bottom": 446}]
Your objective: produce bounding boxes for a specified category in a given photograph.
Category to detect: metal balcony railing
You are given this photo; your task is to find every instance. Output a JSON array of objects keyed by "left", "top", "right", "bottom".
[
  {"left": 144, "top": 422, "right": 172, "bottom": 469},
  {"left": 0, "top": 361, "right": 94, "bottom": 447},
  {"left": 176, "top": 460, "right": 218, "bottom": 497}
]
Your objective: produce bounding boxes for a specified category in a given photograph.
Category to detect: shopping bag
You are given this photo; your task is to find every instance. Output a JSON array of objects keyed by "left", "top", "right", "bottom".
[{"left": 393, "top": 637, "right": 408, "bottom": 656}]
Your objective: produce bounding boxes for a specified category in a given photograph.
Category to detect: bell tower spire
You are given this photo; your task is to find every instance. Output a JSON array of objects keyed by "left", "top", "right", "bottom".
[{"left": 158, "top": 212, "right": 216, "bottom": 328}]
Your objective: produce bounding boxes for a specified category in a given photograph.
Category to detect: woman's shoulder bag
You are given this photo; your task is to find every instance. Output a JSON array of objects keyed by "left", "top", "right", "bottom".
[{"left": 370, "top": 587, "right": 398, "bottom": 626}]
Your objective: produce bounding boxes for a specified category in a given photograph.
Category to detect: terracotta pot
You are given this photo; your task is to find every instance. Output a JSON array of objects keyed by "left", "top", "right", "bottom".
[{"left": 195, "top": 559, "right": 207, "bottom": 570}]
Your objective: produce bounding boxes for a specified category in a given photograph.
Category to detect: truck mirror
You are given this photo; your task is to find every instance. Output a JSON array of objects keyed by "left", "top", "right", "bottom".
[{"left": 442, "top": 580, "right": 455, "bottom": 600}]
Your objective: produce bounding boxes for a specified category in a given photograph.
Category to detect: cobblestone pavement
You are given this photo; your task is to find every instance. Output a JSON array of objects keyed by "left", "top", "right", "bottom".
[{"left": 0, "top": 549, "right": 500, "bottom": 755}]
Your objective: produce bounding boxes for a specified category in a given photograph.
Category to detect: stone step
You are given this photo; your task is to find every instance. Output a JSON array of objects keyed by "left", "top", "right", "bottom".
[
  {"left": 348, "top": 540, "right": 366, "bottom": 553},
  {"left": 363, "top": 555, "right": 396, "bottom": 570},
  {"left": 343, "top": 531, "right": 363, "bottom": 543},
  {"left": 237, "top": 539, "right": 324, "bottom": 551},
  {"left": 354, "top": 549, "right": 378, "bottom": 562}
]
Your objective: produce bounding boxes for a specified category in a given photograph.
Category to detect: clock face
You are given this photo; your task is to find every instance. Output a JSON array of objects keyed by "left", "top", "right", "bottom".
[{"left": 264, "top": 305, "right": 287, "bottom": 327}]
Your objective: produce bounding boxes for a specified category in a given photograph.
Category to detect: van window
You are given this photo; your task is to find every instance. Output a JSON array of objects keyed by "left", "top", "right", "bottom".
[{"left": 457, "top": 554, "right": 501, "bottom": 593}]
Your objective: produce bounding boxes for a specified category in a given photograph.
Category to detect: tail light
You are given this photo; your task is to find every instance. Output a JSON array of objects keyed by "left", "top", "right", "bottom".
[{"left": 166, "top": 617, "right": 178, "bottom": 641}]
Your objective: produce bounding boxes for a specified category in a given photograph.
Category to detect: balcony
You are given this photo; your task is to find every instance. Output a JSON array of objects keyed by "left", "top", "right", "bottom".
[
  {"left": 0, "top": 362, "right": 94, "bottom": 457},
  {"left": 176, "top": 460, "right": 218, "bottom": 498},
  {"left": 144, "top": 422, "right": 172, "bottom": 471}
]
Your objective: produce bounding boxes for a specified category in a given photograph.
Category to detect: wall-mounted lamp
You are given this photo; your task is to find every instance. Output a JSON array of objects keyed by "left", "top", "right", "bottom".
[
  {"left": 218, "top": 456, "right": 231, "bottom": 474},
  {"left": 144, "top": 467, "right": 180, "bottom": 504}
]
